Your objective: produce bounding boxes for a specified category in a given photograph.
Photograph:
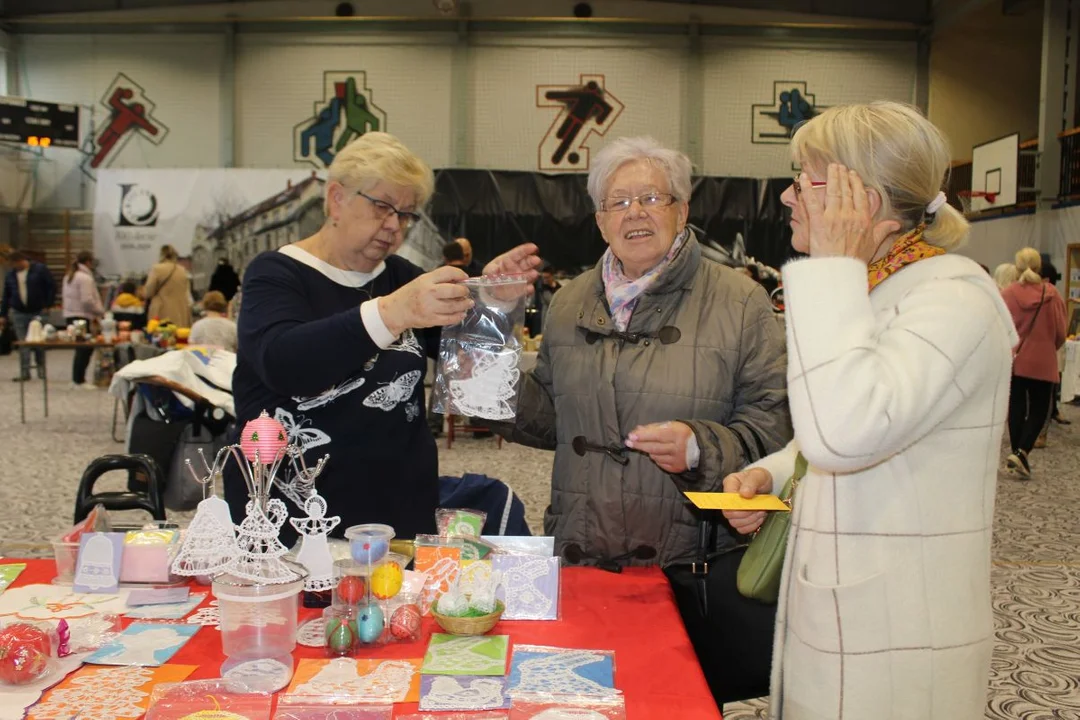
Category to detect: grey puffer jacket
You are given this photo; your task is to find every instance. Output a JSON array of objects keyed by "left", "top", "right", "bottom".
[{"left": 507, "top": 233, "right": 792, "bottom": 566}]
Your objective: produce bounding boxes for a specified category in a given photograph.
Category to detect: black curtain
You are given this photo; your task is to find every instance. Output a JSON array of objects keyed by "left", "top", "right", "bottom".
[{"left": 428, "top": 170, "right": 796, "bottom": 273}]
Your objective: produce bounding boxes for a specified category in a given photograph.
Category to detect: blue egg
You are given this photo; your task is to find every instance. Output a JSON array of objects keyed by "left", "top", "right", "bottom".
[
  {"left": 350, "top": 535, "right": 390, "bottom": 565},
  {"left": 357, "top": 604, "right": 385, "bottom": 644}
]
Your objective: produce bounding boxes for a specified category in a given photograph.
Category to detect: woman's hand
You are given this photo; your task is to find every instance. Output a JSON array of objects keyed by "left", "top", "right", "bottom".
[
  {"left": 377, "top": 265, "right": 473, "bottom": 335},
  {"left": 798, "top": 163, "right": 901, "bottom": 264},
  {"left": 483, "top": 243, "right": 543, "bottom": 284},
  {"left": 626, "top": 421, "right": 694, "bottom": 474},
  {"left": 721, "top": 467, "right": 773, "bottom": 535}
]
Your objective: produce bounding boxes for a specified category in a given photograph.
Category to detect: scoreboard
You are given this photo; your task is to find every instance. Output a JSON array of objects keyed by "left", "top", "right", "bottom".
[{"left": 0, "top": 96, "right": 80, "bottom": 148}]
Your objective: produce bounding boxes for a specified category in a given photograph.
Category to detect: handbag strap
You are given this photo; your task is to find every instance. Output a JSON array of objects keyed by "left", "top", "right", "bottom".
[
  {"left": 145, "top": 263, "right": 177, "bottom": 305},
  {"left": 1014, "top": 284, "right": 1047, "bottom": 357}
]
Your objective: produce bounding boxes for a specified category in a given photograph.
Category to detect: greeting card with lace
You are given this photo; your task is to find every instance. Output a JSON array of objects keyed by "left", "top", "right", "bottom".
[
  {"left": 506, "top": 646, "right": 617, "bottom": 700},
  {"left": 284, "top": 657, "right": 422, "bottom": 703},
  {"left": 26, "top": 664, "right": 197, "bottom": 720}
]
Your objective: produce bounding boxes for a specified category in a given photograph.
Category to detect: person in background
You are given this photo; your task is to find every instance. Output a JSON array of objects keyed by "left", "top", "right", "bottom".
[
  {"left": 1039, "top": 254, "right": 1070, "bottom": 427},
  {"left": 1, "top": 250, "right": 56, "bottom": 381},
  {"left": 208, "top": 257, "right": 241, "bottom": 301},
  {"left": 442, "top": 240, "right": 469, "bottom": 270},
  {"left": 500, "top": 136, "right": 791, "bottom": 704},
  {"left": 189, "top": 290, "right": 238, "bottom": 352},
  {"left": 535, "top": 264, "right": 562, "bottom": 325},
  {"left": 455, "top": 237, "right": 484, "bottom": 277},
  {"left": 993, "top": 262, "right": 1019, "bottom": 291},
  {"left": 1002, "top": 248, "right": 1067, "bottom": 476},
  {"left": 723, "top": 101, "right": 1015, "bottom": 718},
  {"left": 61, "top": 250, "right": 105, "bottom": 389},
  {"left": 143, "top": 244, "right": 193, "bottom": 328}
]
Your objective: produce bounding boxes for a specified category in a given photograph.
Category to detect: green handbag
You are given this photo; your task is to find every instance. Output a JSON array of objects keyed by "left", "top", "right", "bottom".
[{"left": 736, "top": 452, "right": 808, "bottom": 603}]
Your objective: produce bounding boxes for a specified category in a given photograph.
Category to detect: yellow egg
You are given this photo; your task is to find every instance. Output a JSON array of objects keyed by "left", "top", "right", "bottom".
[{"left": 370, "top": 560, "right": 403, "bottom": 600}]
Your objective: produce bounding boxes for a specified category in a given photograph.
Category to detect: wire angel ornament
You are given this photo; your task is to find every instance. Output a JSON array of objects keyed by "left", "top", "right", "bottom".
[{"left": 289, "top": 493, "right": 340, "bottom": 592}]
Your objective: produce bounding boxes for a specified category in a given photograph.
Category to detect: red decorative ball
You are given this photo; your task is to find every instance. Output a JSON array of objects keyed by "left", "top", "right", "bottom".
[
  {"left": 390, "top": 603, "right": 422, "bottom": 640},
  {"left": 0, "top": 623, "right": 52, "bottom": 685},
  {"left": 337, "top": 575, "right": 366, "bottom": 605},
  {"left": 240, "top": 411, "right": 289, "bottom": 464}
]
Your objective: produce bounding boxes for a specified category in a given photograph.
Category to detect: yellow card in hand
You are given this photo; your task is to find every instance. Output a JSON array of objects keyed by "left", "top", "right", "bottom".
[{"left": 683, "top": 492, "right": 791, "bottom": 512}]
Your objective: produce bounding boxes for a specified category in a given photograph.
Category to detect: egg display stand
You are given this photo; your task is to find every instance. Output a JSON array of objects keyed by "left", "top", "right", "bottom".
[{"left": 327, "top": 525, "right": 406, "bottom": 655}]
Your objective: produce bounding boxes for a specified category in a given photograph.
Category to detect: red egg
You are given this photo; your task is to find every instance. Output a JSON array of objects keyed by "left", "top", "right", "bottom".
[
  {"left": 390, "top": 603, "right": 422, "bottom": 640},
  {"left": 240, "top": 411, "right": 289, "bottom": 464},
  {"left": 337, "top": 575, "right": 366, "bottom": 605},
  {"left": 0, "top": 623, "right": 52, "bottom": 685}
]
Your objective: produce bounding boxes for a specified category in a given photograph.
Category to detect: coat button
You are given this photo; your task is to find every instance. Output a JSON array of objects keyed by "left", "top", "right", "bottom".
[
  {"left": 643, "top": 340, "right": 651, "bottom": 347},
  {"left": 656, "top": 307, "right": 662, "bottom": 312},
  {"left": 597, "top": 318, "right": 605, "bottom": 325},
  {"left": 578, "top": 311, "right": 584, "bottom": 319}
]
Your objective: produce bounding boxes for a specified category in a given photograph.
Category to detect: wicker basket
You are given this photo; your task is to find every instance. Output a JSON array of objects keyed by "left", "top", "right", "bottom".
[{"left": 432, "top": 601, "right": 505, "bottom": 636}]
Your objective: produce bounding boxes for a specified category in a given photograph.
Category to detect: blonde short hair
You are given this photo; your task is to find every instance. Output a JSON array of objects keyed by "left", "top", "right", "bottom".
[
  {"left": 160, "top": 244, "right": 178, "bottom": 262},
  {"left": 791, "top": 101, "right": 968, "bottom": 251},
  {"left": 1015, "top": 247, "right": 1042, "bottom": 284},
  {"left": 992, "top": 262, "right": 1019, "bottom": 290},
  {"left": 587, "top": 136, "right": 693, "bottom": 212},
  {"left": 325, "top": 132, "right": 435, "bottom": 214},
  {"left": 201, "top": 290, "right": 228, "bottom": 313}
]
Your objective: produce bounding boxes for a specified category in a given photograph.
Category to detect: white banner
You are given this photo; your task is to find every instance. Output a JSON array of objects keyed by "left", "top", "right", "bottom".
[{"left": 94, "top": 168, "right": 319, "bottom": 280}]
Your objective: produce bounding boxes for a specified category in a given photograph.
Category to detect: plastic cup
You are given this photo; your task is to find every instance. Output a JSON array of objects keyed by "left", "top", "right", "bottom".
[
  {"left": 213, "top": 574, "right": 305, "bottom": 661},
  {"left": 344, "top": 524, "right": 395, "bottom": 565}
]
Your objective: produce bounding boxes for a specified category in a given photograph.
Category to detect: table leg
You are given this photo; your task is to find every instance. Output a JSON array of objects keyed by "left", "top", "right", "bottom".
[
  {"left": 42, "top": 353, "right": 48, "bottom": 418},
  {"left": 19, "top": 369, "right": 25, "bottom": 424}
]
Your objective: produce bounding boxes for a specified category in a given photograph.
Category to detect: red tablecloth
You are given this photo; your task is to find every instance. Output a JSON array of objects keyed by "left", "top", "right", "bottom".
[{"left": 12, "top": 560, "right": 721, "bottom": 718}]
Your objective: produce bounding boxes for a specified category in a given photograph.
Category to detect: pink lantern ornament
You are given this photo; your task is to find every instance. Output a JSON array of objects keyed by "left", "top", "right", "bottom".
[{"left": 239, "top": 411, "right": 289, "bottom": 464}]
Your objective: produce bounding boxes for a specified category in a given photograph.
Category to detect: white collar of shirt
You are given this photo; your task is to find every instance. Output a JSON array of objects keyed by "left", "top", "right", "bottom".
[
  {"left": 16, "top": 268, "right": 28, "bottom": 304},
  {"left": 278, "top": 244, "right": 385, "bottom": 288}
]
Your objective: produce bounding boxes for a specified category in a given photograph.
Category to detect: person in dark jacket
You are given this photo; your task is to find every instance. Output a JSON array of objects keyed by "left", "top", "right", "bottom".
[
  {"left": 208, "top": 258, "right": 241, "bottom": 301},
  {"left": 1, "top": 251, "right": 56, "bottom": 381}
]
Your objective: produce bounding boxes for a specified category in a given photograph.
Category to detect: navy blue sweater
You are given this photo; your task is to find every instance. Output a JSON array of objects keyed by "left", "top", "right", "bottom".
[
  {"left": 224, "top": 251, "right": 441, "bottom": 547},
  {"left": 1, "top": 262, "right": 56, "bottom": 316}
]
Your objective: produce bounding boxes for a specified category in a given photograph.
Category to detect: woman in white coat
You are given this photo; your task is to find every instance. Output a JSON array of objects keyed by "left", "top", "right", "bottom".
[{"left": 723, "top": 102, "right": 1016, "bottom": 718}]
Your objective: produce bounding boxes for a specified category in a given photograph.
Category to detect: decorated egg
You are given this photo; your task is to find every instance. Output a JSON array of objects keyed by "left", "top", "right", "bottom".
[
  {"left": 336, "top": 575, "right": 366, "bottom": 605},
  {"left": 0, "top": 623, "right": 52, "bottom": 685},
  {"left": 356, "top": 604, "right": 385, "bottom": 644},
  {"left": 350, "top": 536, "right": 389, "bottom": 565},
  {"left": 239, "top": 410, "right": 288, "bottom": 464},
  {"left": 325, "top": 616, "right": 357, "bottom": 656},
  {"left": 390, "top": 603, "right": 422, "bottom": 640},
  {"left": 370, "top": 561, "right": 403, "bottom": 600}
]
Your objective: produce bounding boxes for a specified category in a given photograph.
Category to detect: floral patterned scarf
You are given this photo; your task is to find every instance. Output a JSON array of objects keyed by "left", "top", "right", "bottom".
[
  {"left": 866, "top": 226, "right": 945, "bottom": 292},
  {"left": 602, "top": 228, "right": 689, "bottom": 331}
]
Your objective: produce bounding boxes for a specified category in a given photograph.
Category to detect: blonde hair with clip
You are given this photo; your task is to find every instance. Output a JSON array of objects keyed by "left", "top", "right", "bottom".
[
  {"left": 325, "top": 132, "right": 434, "bottom": 215},
  {"left": 791, "top": 101, "right": 969, "bottom": 251},
  {"left": 1015, "top": 247, "right": 1042, "bottom": 285}
]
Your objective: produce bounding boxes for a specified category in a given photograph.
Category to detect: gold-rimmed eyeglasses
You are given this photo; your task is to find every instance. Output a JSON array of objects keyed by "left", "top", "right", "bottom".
[
  {"left": 600, "top": 192, "right": 677, "bottom": 213},
  {"left": 792, "top": 175, "right": 828, "bottom": 196}
]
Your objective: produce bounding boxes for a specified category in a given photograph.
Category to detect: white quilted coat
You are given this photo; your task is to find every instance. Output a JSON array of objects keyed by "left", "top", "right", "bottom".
[{"left": 750, "top": 254, "right": 1017, "bottom": 719}]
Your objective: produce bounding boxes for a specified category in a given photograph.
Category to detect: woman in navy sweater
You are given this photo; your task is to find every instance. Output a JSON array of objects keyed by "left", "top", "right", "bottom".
[{"left": 226, "top": 132, "right": 539, "bottom": 545}]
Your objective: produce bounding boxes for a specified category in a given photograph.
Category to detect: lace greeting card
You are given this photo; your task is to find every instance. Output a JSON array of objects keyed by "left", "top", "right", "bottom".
[
  {"left": 419, "top": 674, "right": 510, "bottom": 711},
  {"left": 86, "top": 623, "right": 199, "bottom": 666},
  {"left": 508, "top": 695, "right": 626, "bottom": 720},
  {"left": 413, "top": 543, "right": 462, "bottom": 615},
  {"left": 506, "top": 646, "right": 616, "bottom": 698},
  {"left": 26, "top": 664, "right": 196, "bottom": 720},
  {"left": 123, "top": 592, "right": 207, "bottom": 620},
  {"left": 421, "top": 633, "right": 509, "bottom": 677},
  {"left": 492, "top": 555, "right": 560, "bottom": 620},
  {"left": 285, "top": 657, "right": 422, "bottom": 702}
]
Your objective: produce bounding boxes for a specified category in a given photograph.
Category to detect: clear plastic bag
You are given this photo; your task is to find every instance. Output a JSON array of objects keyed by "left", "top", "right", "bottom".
[
  {"left": 432, "top": 274, "right": 531, "bottom": 421},
  {"left": 145, "top": 679, "right": 272, "bottom": 719},
  {"left": 436, "top": 508, "right": 487, "bottom": 539},
  {"left": 508, "top": 692, "right": 626, "bottom": 719},
  {"left": 398, "top": 712, "right": 509, "bottom": 720},
  {"left": 274, "top": 696, "right": 393, "bottom": 719}
]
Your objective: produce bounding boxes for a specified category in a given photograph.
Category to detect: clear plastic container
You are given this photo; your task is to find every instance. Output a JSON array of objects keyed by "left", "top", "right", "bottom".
[
  {"left": 213, "top": 573, "right": 305, "bottom": 660},
  {"left": 343, "top": 524, "right": 394, "bottom": 566}
]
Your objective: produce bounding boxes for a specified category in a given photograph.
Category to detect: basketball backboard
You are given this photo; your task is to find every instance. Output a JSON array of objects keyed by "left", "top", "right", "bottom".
[{"left": 970, "top": 133, "right": 1019, "bottom": 212}]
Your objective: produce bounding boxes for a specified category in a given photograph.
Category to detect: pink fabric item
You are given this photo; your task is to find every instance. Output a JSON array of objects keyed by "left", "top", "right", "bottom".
[
  {"left": 601, "top": 228, "right": 688, "bottom": 331},
  {"left": 1002, "top": 280, "right": 1066, "bottom": 383}
]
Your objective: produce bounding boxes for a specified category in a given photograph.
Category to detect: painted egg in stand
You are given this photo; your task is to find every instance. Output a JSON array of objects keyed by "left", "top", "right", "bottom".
[
  {"left": 239, "top": 410, "right": 289, "bottom": 464},
  {"left": 356, "top": 604, "right": 385, "bottom": 644},
  {"left": 370, "top": 561, "right": 403, "bottom": 600},
  {"left": 336, "top": 575, "right": 366, "bottom": 605},
  {"left": 0, "top": 623, "right": 52, "bottom": 685},
  {"left": 325, "top": 616, "right": 357, "bottom": 655},
  {"left": 350, "top": 537, "right": 389, "bottom": 565},
  {"left": 389, "top": 603, "right": 422, "bottom": 640}
]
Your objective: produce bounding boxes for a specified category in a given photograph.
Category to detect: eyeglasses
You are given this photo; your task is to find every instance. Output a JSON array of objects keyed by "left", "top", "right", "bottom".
[
  {"left": 357, "top": 191, "right": 422, "bottom": 232},
  {"left": 600, "top": 192, "right": 677, "bottom": 213},
  {"left": 792, "top": 175, "right": 828, "bottom": 196},
  {"left": 572, "top": 436, "right": 633, "bottom": 466}
]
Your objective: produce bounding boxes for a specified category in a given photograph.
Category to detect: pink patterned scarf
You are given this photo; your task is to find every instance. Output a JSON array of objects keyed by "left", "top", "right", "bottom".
[{"left": 602, "top": 228, "right": 689, "bottom": 331}]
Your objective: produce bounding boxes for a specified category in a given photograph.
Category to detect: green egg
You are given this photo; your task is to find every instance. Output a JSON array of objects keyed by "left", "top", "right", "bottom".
[{"left": 325, "top": 617, "right": 354, "bottom": 654}]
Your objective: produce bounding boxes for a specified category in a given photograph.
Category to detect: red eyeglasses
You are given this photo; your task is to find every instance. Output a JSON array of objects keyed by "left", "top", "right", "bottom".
[{"left": 792, "top": 175, "right": 828, "bottom": 196}]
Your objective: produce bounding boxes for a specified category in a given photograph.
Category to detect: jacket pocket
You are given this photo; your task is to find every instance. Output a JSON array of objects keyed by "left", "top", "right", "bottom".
[{"left": 781, "top": 566, "right": 893, "bottom": 718}]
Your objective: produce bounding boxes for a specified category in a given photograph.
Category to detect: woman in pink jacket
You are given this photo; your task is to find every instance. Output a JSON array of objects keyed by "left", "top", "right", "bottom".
[
  {"left": 61, "top": 250, "right": 105, "bottom": 388},
  {"left": 1001, "top": 247, "right": 1067, "bottom": 477}
]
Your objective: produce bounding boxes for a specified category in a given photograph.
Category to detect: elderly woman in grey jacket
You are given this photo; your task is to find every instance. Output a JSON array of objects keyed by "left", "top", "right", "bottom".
[{"left": 503, "top": 136, "right": 792, "bottom": 704}]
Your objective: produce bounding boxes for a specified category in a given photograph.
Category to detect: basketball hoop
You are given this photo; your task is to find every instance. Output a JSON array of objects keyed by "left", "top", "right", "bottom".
[{"left": 957, "top": 190, "right": 998, "bottom": 215}]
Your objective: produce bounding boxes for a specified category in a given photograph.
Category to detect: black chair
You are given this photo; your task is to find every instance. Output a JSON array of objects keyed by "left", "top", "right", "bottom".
[{"left": 74, "top": 454, "right": 166, "bottom": 524}]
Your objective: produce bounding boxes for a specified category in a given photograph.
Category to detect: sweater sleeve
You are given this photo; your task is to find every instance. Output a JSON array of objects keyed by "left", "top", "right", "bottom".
[
  {"left": 238, "top": 254, "right": 385, "bottom": 397},
  {"left": 782, "top": 256, "right": 1006, "bottom": 474}
]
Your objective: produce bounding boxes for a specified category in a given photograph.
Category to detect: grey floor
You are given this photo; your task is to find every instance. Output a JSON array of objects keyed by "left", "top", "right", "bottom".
[{"left": 1, "top": 349, "right": 1077, "bottom": 718}]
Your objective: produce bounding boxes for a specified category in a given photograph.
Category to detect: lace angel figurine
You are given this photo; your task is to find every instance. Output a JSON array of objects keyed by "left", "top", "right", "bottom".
[{"left": 289, "top": 492, "right": 340, "bottom": 592}]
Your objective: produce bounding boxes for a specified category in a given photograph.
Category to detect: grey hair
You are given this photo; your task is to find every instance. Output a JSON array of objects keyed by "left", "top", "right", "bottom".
[{"left": 586, "top": 136, "right": 693, "bottom": 211}]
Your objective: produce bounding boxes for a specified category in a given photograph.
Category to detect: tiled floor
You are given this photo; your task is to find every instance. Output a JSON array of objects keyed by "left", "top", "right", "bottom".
[{"left": 1, "top": 349, "right": 1076, "bottom": 718}]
